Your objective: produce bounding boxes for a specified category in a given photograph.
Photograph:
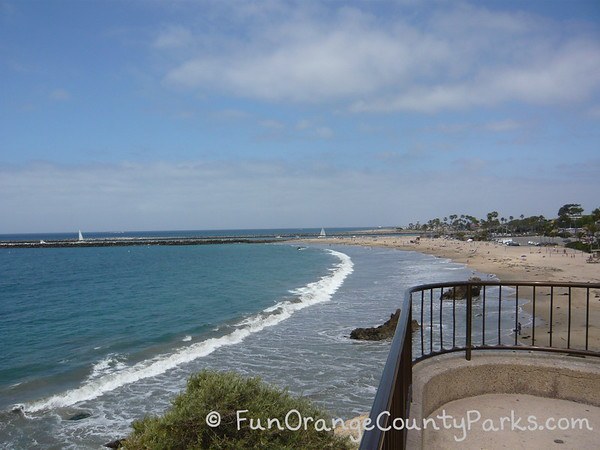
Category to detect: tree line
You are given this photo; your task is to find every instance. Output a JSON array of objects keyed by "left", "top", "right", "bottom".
[{"left": 403, "top": 203, "right": 600, "bottom": 245}]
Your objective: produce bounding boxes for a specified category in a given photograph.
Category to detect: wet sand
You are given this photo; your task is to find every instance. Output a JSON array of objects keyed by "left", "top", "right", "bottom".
[{"left": 308, "top": 236, "right": 600, "bottom": 351}]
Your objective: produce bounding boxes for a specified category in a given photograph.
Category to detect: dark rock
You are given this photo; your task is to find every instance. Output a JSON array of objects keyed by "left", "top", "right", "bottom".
[
  {"left": 350, "top": 310, "right": 420, "bottom": 341},
  {"left": 411, "top": 319, "right": 420, "bottom": 332},
  {"left": 105, "top": 439, "right": 125, "bottom": 448},
  {"left": 440, "top": 277, "right": 482, "bottom": 300},
  {"left": 67, "top": 412, "right": 91, "bottom": 421}
]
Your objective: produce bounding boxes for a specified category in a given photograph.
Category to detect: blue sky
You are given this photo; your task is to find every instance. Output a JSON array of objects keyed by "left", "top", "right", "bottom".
[{"left": 1, "top": 0, "right": 599, "bottom": 233}]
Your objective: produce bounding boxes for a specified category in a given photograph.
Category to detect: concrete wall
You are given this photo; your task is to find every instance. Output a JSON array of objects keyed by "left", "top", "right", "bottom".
[
  {"left": 420, "top": 353, "right": 600, "bottom": 417},
  {"left": 407, "top": 351, "right": 600, "bottom": 448}
]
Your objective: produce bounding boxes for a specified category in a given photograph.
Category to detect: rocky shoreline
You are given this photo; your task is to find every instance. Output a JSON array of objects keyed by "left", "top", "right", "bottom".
[{"left": 350, "top": 309, "right": 420, "bottom": 341}]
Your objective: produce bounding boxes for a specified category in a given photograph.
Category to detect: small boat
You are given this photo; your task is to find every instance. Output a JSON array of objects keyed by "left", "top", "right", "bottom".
[
  {"left": 319, "top": 228, "right": 326, "bottom": 238},
  {"left": 78, "top": 230, "right": 84, "bottom": 241}
]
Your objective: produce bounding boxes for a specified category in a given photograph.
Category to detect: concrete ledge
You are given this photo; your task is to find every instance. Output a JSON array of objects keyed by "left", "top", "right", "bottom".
[
  {"left": 407, "top": 351, "right": 600, "bottom": 449},
  {"left": 423, "top": 393, "right": 600, "bottom": 449}
]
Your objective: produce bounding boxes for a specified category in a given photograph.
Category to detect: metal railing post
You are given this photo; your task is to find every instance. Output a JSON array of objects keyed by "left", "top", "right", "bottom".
[
  {"left": 466, "top": 284, "right": 472, "bottom": 361},
  {"left": 360, "top": 280, "right": 600, "bottom": 449}
]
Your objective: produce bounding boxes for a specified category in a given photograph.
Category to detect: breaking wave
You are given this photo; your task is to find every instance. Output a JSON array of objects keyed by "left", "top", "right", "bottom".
[{"left": 23, "top": 250, "right": 353, "bottom": 412}]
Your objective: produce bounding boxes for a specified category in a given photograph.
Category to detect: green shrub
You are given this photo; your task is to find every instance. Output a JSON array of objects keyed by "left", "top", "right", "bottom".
[
  {"left": 565, "top": 241, "right": 590, "bottom": 253},
  {"left": 122, "top": 370, "right": 353, "bottom": 450},
  {"left": 474, "top": 231, "right": 489, "bottom": 241}
]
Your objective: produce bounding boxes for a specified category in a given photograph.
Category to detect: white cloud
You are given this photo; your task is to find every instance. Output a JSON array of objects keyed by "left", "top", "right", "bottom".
[
  {"left": 0, "top": 161, "right": 401, "bottom": 231},
  {"left": 153, "top": 25, "right": 193, "bottom": 49},
  {"left": 351, "top": 85, "right": 472, "bottom": 113},
  {"left": 352, "top": 39, "right": 600, "bottom": 113},
  {"left": 211, "top": 109, "right": 251, "bottom": 120},
  {"left": 156, "top": 3, "right": 600, "bottom": 113},
  {"left": 295, "top": 119, "right": 311, "bottom": 130},
  {"left": 436, "top": 123, "right": 471, "bottom": 134},
  {"left": 429, "top": 3, "right": 539, "bottom": 38},
  {"left": 163, "top": 7, "right": 450, "bottom": 102},
  {"left": 485, "top": 41, "right": 600, "bottom": 104},
  {"left": 255, "top": 117, "right": 333, "bottom": 140},
  {"left": 49, "top": 88, "right": 71, "bottom": 101},
  {"left": 1, "top": 159, "right": 597, "bottom": 232},
  {"left": 452, "top": 157, "right": 488, "bottom": 172},
  {"left": 483, "top": 119, "right": 522, "bottom": 132},
  {"left": 0, "top": 0, "right": 15, "bottom": 16},
  {"left": 357, "top": 45, "right": 600, "bottom": 112},
  {"left": 587, "top": 105, "right": 600, "bottom": 119},
  {"left": 314, "top": 127, "right": 333, "bottom": 139},
  {"left": 436, "top": 119, "right": 523, "bottom": 134},
  {"left": 375, "top": 151, "right": 399, "bottom": 161},
  {"left": 293, "top": 119, "right": 333, "bottom": 138},
  {"left": 259, "top": 119, "right": 285, "bottom": 130}
]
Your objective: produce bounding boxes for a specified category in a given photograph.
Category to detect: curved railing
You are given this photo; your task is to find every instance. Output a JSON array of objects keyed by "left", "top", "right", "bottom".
[{"left": 359, "top": 281, "right": 600, "bottom": 450}]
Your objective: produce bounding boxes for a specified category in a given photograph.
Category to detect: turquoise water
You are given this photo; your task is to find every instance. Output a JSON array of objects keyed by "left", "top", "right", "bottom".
[
  {"left": 0, "top": 244, "right": 332, "bottom": 408},
  {"left": 0, "top": 236, "right": 518, "bottom": 448}
]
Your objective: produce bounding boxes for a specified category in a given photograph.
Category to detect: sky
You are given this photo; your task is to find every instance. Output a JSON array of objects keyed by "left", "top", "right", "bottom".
[{"left": 1, "top": 0, "right": 599, "bottom": 233}]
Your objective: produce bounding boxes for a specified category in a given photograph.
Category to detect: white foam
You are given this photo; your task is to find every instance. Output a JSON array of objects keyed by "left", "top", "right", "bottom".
[
  {"left": 24, "top": 249, "right": 353, "bottom": 413},
  {"left": 88, "top": 355, "right": 127, "bottom": 381},
  {"left": 182, "top": 335, "right": 192, "bottom": 342}
]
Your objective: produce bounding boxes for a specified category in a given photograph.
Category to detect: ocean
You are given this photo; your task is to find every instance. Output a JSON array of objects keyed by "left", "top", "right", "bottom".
[{"left": 0, "top": 231, "right": 519, "bottom": 449}]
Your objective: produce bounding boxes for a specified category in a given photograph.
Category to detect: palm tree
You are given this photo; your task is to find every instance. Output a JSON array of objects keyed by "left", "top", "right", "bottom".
[{"left": 584, "top": 223, "right": 598, "bottom": 251}]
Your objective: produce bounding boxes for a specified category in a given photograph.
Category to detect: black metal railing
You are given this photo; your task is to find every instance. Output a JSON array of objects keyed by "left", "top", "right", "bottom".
[{"left": 359, "top": 281, "right": 600, "bottom": 450}]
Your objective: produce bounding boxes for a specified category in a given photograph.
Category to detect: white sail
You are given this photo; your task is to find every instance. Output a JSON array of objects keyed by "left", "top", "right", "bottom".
[
  {"left": 78, "top": 230, "right": 84, "bottom": 241},
  {"left": 319, "top": 227, "right": 326, "bottom": 238}
]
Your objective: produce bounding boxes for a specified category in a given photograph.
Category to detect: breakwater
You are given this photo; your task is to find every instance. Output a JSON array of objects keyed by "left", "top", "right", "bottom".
[
  {"left": 0, "top": 237, "right": 280, "bottom": 249},
  {"left": 0, "top": 228, "right": 413, "bottom": 249}
]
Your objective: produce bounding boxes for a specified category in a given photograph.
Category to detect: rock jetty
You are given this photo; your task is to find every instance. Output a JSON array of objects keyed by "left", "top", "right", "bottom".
[
  {"left": 350, "top": 309, "right": 420, "bottom": 341},
  {"left": 440, "top": 277, "right": 482, "bottom": 300}
]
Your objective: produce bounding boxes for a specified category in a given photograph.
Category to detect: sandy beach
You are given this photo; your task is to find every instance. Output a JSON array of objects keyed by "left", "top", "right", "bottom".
[{"left": 308, "top": 235, "right": 600, "bottom": 351}]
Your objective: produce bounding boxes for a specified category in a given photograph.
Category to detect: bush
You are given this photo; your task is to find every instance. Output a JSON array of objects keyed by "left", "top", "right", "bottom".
[
  {"left": 565, "top": 241, "right": 590, "bottom": 253},
  {"left": 122, "top": 370, "right": 353, "bottom": 450},
  {"left": 474, "top": 231, "right": 489, "bottom": 241}
]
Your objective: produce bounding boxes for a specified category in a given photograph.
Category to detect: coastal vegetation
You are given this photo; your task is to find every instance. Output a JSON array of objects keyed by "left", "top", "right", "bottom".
[
  {"left": 403, "top": 203, "right": 600, "bottom": 251},
  {"left": 121, "top": 370, "right": 353, "bottom": 450}
]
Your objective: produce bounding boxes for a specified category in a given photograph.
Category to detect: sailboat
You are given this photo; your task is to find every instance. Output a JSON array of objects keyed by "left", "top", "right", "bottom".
[
  {"left": 319, "top": 227, "right": 326, "bottom": 238},
  {"left": 78, "top": 230, "right": 84, "bottom": 242}
]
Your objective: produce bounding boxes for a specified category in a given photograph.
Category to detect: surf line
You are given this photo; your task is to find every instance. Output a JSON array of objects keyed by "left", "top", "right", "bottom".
[{"left": 23, "top": 249, "right": 353, "bottom": 412}]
